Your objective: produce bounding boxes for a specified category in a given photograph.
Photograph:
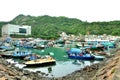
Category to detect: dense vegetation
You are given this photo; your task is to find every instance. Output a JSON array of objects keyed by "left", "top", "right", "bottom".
[{"left": 1, "top": 14, "right": 120, "bottom": 39}]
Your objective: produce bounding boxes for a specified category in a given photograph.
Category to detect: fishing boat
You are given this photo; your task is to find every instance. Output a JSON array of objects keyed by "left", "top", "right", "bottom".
[
  {"left": 33, "top": 44, "right": 46, "bottom": 49},
  {"left": 23, "top": 56, "right": 56, "bottom": 67},
  {"left": 75, "top": 42, "right": 89, "bottom": 48},
  {"left": 1, "top": 51, "right": 32, "bottom": 59},
  {"left": 93, "top": 55, "right": 105, "bottom": 60},
  {"left": 0, "top": 44, "right": 15, "bottom": 52},
  {"left": 66, "top": 48, "right": 95, "bottom": 60},
  {"left": 67, "top": 53, "right": 95, "bottom": 60}
]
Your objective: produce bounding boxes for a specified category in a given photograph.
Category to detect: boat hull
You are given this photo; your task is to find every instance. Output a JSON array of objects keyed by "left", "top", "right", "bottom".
[
  {"left": 24, "top": 57, "right": 56, "bottom": 67},
  {"left": 1, "top": 51, "right": 31, "bottom": 59},
  {"left": 24, "top": 61, "right": 56, "bottom": 67},
  {"left": 94, "top": 55, "right": 105, "bottom": 60},
  {"left": 68, "top": 55, "right": 95, "bottom": 60},
  {"left": 1, "top": 54, "right": 27, "bottom": 59}
]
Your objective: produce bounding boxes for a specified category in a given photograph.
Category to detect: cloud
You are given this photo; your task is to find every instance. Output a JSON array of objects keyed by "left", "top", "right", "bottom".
[{"left": 0, "top": 0, "right": 120, "bottom": 22}]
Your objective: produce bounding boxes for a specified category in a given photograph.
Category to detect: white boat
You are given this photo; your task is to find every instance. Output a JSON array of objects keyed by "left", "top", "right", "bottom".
[
  {"left": 24, "top": 56, "right": 56, "bottom": 67},
  {"left": 93, "top": 55, "right": 105, "bottom": 60}
]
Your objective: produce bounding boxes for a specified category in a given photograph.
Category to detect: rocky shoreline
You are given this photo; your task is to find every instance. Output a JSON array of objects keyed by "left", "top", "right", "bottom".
[
  {"left": 0, "top": 57, "right": 52, "bottom": 80},
  {"left": 0, "top": 48, "right": 120, "bottom": 80}
]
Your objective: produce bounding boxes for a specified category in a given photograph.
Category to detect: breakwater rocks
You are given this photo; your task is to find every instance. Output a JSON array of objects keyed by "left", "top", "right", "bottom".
[{"left": 92, "top": 50, "right": 120, "bottom": 80}]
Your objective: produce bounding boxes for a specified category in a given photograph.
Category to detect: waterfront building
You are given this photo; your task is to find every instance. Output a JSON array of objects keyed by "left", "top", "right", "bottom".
[
  {"left": 85, "top": 34, "right": 120, "bottom": 42},
  {"left": 2, "top": 24, "right": 31, "bottom": 37}
]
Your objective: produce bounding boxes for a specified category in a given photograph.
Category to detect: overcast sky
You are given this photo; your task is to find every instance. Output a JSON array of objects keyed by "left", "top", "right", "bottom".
[{"left": 0, "top": 0, "right": 120, "bottom": 22}]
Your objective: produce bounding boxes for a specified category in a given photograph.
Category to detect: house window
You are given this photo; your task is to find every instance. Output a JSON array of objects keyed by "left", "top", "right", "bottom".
[{"left": 19, "top": 28, "right": 26, "bottom": 33}]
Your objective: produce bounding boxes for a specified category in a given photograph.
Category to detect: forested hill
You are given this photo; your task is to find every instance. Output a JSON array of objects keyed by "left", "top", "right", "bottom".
[{"left": 1, "top": 14, "right": 120, "bottom": 39}]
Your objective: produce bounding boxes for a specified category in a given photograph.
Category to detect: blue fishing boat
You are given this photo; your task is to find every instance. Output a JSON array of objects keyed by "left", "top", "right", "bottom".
[
  {"left": 1, "top": 51, "right": 32, "bottom": 59},
  {"left": 0, "top": 45, "right": 15, "bottom": 52},
  {"left": 66, "top": 48, "right": 95, "bottom": 60}
]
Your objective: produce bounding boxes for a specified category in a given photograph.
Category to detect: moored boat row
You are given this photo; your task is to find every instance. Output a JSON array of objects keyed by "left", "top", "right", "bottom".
[
  {"left": 66, "top": 48, "right": 106, "bottom": 61},
  {"left": 0, "top": 50, "right": 56, "bottom": 67}
]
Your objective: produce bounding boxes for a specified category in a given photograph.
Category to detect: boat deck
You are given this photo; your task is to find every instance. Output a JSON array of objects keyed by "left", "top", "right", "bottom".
[{"left": 24, "top": 57, "right": 56, "bottom": 67}]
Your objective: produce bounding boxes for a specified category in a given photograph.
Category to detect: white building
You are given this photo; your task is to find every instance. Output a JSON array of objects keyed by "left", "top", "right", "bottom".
[{"left": 2, "top": 24, "right": 31, "bottom": 37}]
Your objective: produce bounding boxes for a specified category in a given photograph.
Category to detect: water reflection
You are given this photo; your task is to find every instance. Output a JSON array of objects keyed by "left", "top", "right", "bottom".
[
  {"left": 48, "top": 67, "right": 52, "bottom": 73},
  {"left": 72, "top": 60, "right": 85, "bottom": 65},
  {"left": 72, "top": 60, "right": 98, "bottom": 66}
]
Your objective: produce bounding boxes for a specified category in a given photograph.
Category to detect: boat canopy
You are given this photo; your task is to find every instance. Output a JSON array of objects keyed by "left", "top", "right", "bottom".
[{"left": 67, "top": 48, "right": 82, "bottom": 54}]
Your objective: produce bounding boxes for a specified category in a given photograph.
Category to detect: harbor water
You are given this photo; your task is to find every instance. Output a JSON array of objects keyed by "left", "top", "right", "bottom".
[{"left": 13, "top": 42, "right": 100, "bottom": 77}]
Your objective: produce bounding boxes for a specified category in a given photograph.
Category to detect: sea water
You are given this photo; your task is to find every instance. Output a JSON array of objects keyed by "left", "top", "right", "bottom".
[{"left": 14, "top": 42, "right": 100, "bottom": 77}]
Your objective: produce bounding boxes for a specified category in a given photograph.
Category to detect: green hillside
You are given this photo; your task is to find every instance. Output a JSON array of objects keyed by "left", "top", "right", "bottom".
[{"left": 1, "top": 14, "right": 120, "bottom": 39}]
